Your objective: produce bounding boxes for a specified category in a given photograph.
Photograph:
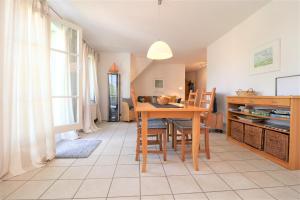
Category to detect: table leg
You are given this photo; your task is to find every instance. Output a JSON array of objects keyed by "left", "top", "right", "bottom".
[
  {"left": 192, "top": 112, "right": 201, "bottom": 171},
  {"left": 141, "top": 112, "right": 148, "bottom": 172}
]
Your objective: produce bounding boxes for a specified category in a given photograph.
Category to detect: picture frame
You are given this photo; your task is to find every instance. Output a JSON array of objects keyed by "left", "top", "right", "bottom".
[
  {"left": 154, "top": 79, "right": 164, "bottom": 89},
  {"left": 275, "top": 74, "right": 300, "bottom": 96},
  {"left": 250, "top": 39, "right": 281, "bottom": 75}
]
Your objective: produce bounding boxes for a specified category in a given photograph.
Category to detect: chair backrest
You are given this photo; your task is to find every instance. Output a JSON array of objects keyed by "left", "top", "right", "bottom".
[
  {"left": 199, "top": 88, "right": 216, "bottom": 122},
  {"left": 187, "top": 89, "right": 199, "bottom": 106},
  {"left": 130, "top": 84, "right": 139, "bottom": 122}
]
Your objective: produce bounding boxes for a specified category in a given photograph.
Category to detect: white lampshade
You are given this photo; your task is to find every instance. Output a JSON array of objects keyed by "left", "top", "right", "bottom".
[{"left": 147, "top": 40, "right": 173, "bottom": 60}]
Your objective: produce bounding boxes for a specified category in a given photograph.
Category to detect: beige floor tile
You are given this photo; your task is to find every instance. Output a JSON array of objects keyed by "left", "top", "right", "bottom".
[
  {"left": 243, "top": 171, "right": 283, "bottom": 187},
  {"left": 163, "top": 163, "right": 189, "bottom": 176},
  {"left": 206, "top": 191, "right": 241, "bottom": 200},
  {"left": 96, "top": 155, "right": 119, "bottom": 165},
  {"left": 47, "top": 159, "right": 75, "bottom": 167},
  {"left": 114, "top": 165, "right": 139, "bottom": 178},
  {"left": 147, "top": 154, "right": 162, "bottom": 164},
  {"left": 174, "top": 192, "right": 207, "bottom": 200},
  {"left": 141, "top": 164, "right": 165, "bottom": 177},
  {"left": 267, "top": 170, "right": 300, "bottom": 185},
  {"left": 87, "top": 165, "right": 116, "bottom": 179},
  {"left": 108, "top": 196, "right": 140, "bottom": 200},
  {"left": 141, "top": 177, "right": 172, "bottom": 195},
  {"left": 227, "top": 160, "right": 259, "bottom": 172},
  {"left": 194, "top": 174, "right": 230, "bottom": 192},
  {"left": 246, "top": 159, "right": 283, "bottom": 171},
  {"left": 75, "top": 179, "right": 111, "bottom": 198},
  {"left": 264, "top": 187, "right": 300, "bottom": 200},
  {"left": 290, "top": 185, "right": 300, "bottom": 193},
  {"left": 60, "top": 166, "right": 91, "bottom": 179},
  {"left": 0, "top": 181, "right": 25, "bottom": 200},
  {"left": 31, "top": 167, "right": 67, "bottom": 180},
  {"left": 186, "top": 162, "right": 213, "bottom": 175},
  {"left": 108, "top": 178, "right": 140, "bottom": 197},
  {"left": 40, "top": 180, "right": 81, "bottom": 199},
  {"left": 236, "top": 189, "right": 275, "bottom": 200},
  {"left": 142, "top": 195, "right": 174, "bottom": 200},
  {"left": 118, "top": 155, "right": 139, "bottom": 165},
  {"left": 168, "top": 175, "right": 202, "bottom": 194},
  {"left": 207, "top": 161, "right": 237, "bottom": 173},
  {"left": 216, "top": 152, "right": 243, "bottom": 161},
  {"left": 7, "top": 180, "right": 53, "bottom": 199},
  {"left": 6, "top": 168, "right": 41, "bottom": 181},
  {"left": 72, "top": 156, "right": 99, "bottom": 166},
  {"left": 219, "top": 173, "right": 258, "bottom": 190}
]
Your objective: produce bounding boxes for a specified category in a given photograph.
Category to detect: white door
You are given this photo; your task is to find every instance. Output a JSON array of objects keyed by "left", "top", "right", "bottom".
[{"left": 50, "top": 18, "right": 82, "bottom": 133}]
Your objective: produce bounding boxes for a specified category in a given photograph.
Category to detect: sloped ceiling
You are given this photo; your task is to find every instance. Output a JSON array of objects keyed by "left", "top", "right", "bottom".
[{"left": 49, "top": 0, "right": 270, "bottom": 69}]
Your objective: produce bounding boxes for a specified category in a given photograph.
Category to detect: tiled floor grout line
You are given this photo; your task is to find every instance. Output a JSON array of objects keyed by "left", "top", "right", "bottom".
[
  {"left": 72, "top": 123, "right": 119, "bottom": 200},
  {"left": 105, "top": 123, "right": 130, "bottom": 199},
  {"left": 159, "top": 149, "right": 176, "bottom": 200}
]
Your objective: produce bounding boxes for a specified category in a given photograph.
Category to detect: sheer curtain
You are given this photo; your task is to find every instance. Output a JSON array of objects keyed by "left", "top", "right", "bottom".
[
  {"left": 0, "top": 0, "right": 55, "bottom": 178},
  {"left": 82, "top": 42, "right": 102, "bottom": 133}
]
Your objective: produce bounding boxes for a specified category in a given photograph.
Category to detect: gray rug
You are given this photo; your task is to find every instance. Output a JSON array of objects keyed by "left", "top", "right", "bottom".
[{"left": 55, "top": 139, "right": 102, "bottom": 158}]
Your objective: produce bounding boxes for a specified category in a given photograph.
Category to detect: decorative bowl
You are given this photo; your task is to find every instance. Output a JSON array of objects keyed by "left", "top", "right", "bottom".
[{"left": 157, "top": 96, "right": 170, "bottom": 105}]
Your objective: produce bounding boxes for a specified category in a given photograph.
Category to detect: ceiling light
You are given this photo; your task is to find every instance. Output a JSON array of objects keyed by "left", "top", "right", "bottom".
[{"left": 147, "top": 0, "right": 173, "bottom": 60}]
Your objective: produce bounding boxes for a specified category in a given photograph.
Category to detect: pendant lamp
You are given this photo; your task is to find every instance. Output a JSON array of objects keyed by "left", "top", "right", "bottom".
[{"left": 147, "top": 0, "right": 173, "bottom": 60}]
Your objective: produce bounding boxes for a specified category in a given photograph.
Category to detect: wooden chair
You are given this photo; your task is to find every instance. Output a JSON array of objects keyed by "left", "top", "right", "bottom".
[
  {"left": 173, "top": 88, "right": 216, "bottom": 161},
  {"left": 168, "top": 89, "right": 199, "bottom": 148},
  {"left": 130, "top": 85, "right": 168, "bottom": 161}
]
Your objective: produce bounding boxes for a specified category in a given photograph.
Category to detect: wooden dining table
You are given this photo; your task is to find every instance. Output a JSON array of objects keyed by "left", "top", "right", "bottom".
[{"left": 135, "top": 102, "right": 209, "bottom": 172}]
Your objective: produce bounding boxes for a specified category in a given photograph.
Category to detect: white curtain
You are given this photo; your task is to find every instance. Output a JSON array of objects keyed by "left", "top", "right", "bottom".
[
  {"left": 0, "top": 0, "right": 55, "bottom": 178},
  {"left": 82, "top": 42, "right": 102, "bottom": 133}
]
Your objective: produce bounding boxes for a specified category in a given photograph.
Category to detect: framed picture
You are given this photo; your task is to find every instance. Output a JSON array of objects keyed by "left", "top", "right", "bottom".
[
  {"left": 250, "top": 39, "right": 281, "bottom": 75},
  {"left": 154, "top": 79, "right": 164, "bottom": 89}
]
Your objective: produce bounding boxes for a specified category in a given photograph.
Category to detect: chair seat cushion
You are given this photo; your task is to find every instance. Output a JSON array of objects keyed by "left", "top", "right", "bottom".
[
  {"left": 173, "top": 120, "right": 207, "bottom": 129},
  {"left": 138, "top": 118, "right": 166, "bottom": 129}
]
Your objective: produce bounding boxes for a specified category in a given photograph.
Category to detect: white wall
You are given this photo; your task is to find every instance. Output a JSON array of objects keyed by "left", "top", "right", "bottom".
[
  {"left": 134, "top": 63, "right": 185, "bottom": 98},
  {"left": 195, "top": 67, "right": 207, "bottom": 93},
  {"left": 207, "top": 1, "right": 300, "bottom": 114},
  {"left": 130, "top": 54, "right": 152, "bottom": 82},
  {"left": 97, "top": 52, "right": 131, "bottom": 120}
]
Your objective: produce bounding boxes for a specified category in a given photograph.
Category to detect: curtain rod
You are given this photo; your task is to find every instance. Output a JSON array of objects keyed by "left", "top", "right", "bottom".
[{"left": 48, "top": 5, "right": 63, "bottom": 19}]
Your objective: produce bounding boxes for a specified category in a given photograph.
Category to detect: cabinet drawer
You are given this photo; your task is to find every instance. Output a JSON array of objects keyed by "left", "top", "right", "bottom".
[
  {"left": 244, "top": 125, "right": 264, "bottom": 150},
  {"left": 264, "top": 130, "right": 289, "bottom": 161},
  {"left": 231, "top": 121, "right": 244, "bottom": 142}
]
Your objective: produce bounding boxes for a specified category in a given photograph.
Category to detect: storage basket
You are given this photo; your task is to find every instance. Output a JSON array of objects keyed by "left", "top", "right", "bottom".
[
  {"left": 157, "top": 96, "right": 170, "bottom": 105},
  {"left": 235, "top": 88, "right": 257, "bottom": 96},
  {"left": 230, "top": 121, "right": 244, "bottom": 142},
  {"left": 244, "top": 125, "right": 264, "bottom": 150},
  {"left": 264, "top": 130, "right": 289, "bottom": 161}
]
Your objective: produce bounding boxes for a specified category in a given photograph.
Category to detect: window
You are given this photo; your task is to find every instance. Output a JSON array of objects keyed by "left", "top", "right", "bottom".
[{"left": 50, "top": 19, "right": 82, "bottom": 133}]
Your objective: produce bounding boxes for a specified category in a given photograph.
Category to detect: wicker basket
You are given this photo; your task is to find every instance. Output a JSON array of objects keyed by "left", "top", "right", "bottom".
[
  {"left": 264, "top": 130, "right": 289, "bottom": 161},
  {"left": 157, "top": 96, "right": 170, "bottom": 105},
  {"left": 236, "top": 88, "right": 257, "bottom": 96},
  {"left": 244, "top": 125, "right": 264, "bottom": 150},
  {"left": 231, "top": 121, "right": 244, "bottom": 142}
]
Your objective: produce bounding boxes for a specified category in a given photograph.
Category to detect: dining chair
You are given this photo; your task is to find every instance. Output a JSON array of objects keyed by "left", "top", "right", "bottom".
[
  {"left": 167, "top": 89, "right": 200, "bottom": 148},
  {"left": 130, "top": 85, "right": 168, "bottom": 161},
  {"left": 173, "top": 88, "right": 216, "bottom": 161}
]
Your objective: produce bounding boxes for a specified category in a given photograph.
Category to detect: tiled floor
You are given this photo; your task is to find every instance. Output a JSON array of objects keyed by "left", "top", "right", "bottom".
[{"left": 1, "top": 122, "right": 300, "bottom": 200}]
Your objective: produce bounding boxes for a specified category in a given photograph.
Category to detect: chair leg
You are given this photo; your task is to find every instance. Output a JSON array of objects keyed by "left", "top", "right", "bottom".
[
  {"left": 163, "top": 131, "right": 167, "bottom": 161},
  {"left": 181, "top": 132, "right": 186, "bottom": 161},
  {"left": 171, "top": 123, "right": 175, "bottom": 148},
  {"left": 135, "top": 130, "right": 140, "bottom": 161},
  {"left": 159, "top": 134, "right": 163, "bottom": 151},
  {"left": 167, "top": 123, "right": 170, "bottom": 142},
  {"left": 174, "top": 129, "right": 178, "bottom": 151},
  {"left": 205, "top": 128, "right": 210, "bottom": 159}
]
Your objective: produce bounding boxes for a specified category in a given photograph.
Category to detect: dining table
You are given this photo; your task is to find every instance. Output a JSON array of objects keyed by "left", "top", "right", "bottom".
[{"left": 135, "top": 102, "right": 209, "bottom": 172}]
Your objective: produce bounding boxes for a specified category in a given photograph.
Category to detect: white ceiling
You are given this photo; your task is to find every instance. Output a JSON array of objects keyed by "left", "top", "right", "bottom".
[{"left": 49, "top": 0, "right": 270, "bottom": 70}]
